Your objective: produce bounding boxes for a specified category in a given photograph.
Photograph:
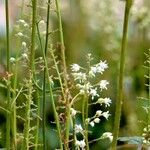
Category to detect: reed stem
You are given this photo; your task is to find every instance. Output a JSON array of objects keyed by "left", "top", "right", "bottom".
[
  {"left": 42, "top": 0, "right": 51, "bottom": 149},
  {"left": 55, "top": 0, "right": 70, "bottom": 148},
  {"left": 36, "top": 23, "right": 63, "bottom": 150},
  {"left": 5, "top": 0, "right": 11, "bottom": 149},
  {"left": 111, "top": 1, "right": 132, "bottom": 149}
]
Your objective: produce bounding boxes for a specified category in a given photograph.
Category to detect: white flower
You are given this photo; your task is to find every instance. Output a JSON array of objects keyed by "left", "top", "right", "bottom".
[
  {"left": 77, "top": 82, "right": 92, "bottom": 94},
  {"left": 102, "top": 111, "right": 110, "bottom": 120},
  {"left": 96, "top": 110, "right": 102, "bottom": 117},
  {"left": 22, "top": 42, "right": 27, "bottom": 48},
  {"left": 10, "top": 57, "right": 16, "bottom": 63},
  {"left": 39, "top": 20, "right": 45, "bottom": 24},
  {"left": 96, "top": 60, "right": 108, "bottom": 74},
  {"left": 72, "top": 72, "right": 86, "bottom": 83},
  {"left": 94, "top": 118, "right": 100, "bottom": 123},
  {"left": 22, "top": 53, "right": 28, "bottom": 59},
  {"left": 90, "top": 88, "right": 99, "bottom": 100},
  {"left": 71, "top": 64, "right": 81, "bottom": 72},
  {"left": 24, "top": 23, "right": 29, "bottom": 27},
  {"left": 97, "top": 97, "right": 112, "bottom": 107},
  {"left": 16, "top": 32, "right": 23, "bottom": 37},
  {"left": 101, "top": 132, "right": 113, "bottom": 142},
  {"left": 89, "top": 66, "right": 97, "bottom": 77},
  {"left": 99, "top": 80, "right": 109, "bottom": 90},
  {"left": 75, "top": 140, "right": 80, "bottom": 147},
  {"left": 17, "top": 19, "right": 26, "bottom": 24},
  {"left": 79, "top": 140, "right": 86, "bottom": 148},
  {"left": 90, "top": 121, "right": 95, "bottom": 127},
  {"left": 75, "top": 124, "right": 83, "bottom": 133},
  {"left": 70, "top": 108, "right": 77, "bottom": 117},
  {"left": 75, "top": 140, "right": 86, "bottom": 149}
]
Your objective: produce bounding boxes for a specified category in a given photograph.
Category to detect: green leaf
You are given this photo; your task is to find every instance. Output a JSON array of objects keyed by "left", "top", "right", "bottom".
[{"left": 118, "top": 136, "right": 143, "bottom": 145}]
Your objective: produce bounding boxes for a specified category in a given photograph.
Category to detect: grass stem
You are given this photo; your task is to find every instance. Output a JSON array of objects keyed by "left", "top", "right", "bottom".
[
  {"left": 111, "top": 1, "right": 132, "bottom": 149},
  {"left": 5, "top": 0, "right": 11, "bottom": 149}
]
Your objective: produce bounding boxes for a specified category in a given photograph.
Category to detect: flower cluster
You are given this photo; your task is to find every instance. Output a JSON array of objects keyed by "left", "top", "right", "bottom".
[
  {"left": 74, "top": 124, "right": 86, "bottom": 149},
  {"left": 70, "top": 53, "right": 113, "bottom": 147},
  {"left": 71, "top": 54, "right": 112, "bottom": 127},
  {"left": 71, "top": 54, "right": 109, "bottom": 99},
  {"left": 88, "top": 110, "right": 111, "bottom": 127}
]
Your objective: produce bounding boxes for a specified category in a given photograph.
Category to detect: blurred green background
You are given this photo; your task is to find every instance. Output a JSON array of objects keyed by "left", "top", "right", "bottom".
[{"left": 0, "top": 0, "right": 150, "bottom": 149}]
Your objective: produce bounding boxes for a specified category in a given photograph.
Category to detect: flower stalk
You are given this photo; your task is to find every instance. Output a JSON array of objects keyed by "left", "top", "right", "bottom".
[
  {"left": 111, "top": 0, "right": 132, "bottom": 149},
  {"left": 55, "top": 0, "right": 70, "bottom": 148},
  {"left": 5, "top": 0, "right": 11, "bottom": 149},
  {"left": 42, "top": 0, "right": 51, "bottom": 149}
]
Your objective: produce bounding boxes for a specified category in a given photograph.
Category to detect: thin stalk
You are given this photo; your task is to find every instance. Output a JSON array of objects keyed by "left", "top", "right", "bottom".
[
  {"left": 42, "top": 0, "right": 51, "bottom": 149},
  {"left": 148, "top": 49, "right": 150, "bottom": 126},
  {"left": 82, "top": 95, "right": 86, "bottom": 127},
  {"left": 11, "top": 61, "right": 18, "bottom": 149},
  {"left": 36, "top": 24, "right": 63, "bottom": 150},
  {"left": 34, "top": 90, "right": 40, "bottom": 150},
  {"left": 5, "top": 0, "right": 11, "bottom": 149},
  {"left": 22, "top": 74, "right": 33, "bottom": 150},
  {"left": 22, "top": 0, "right": 37, "bottom": 149},
  {"left": 55, "top": 0, "right": 70, "bottom": 148},
  {"left": 30, "top": 0, "right": 37, "bottom": 71},
  {"left": 55, "top": 0, "right": 67, "bottom": 79},
  {"left": 111, "top": 1, "right": 132, "bottom": 149},
  {"left": 84, "top": 95, "right": 89, "bottom": 150}
]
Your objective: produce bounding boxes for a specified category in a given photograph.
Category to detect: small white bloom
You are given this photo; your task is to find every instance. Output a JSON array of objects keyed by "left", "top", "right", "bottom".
[
  {"left": 39, "top": 20, "right": 45, "bottom": 24},
  {"left": 94, "top": 118, "right": 100, "bottom": 123},
  {"left": 101, "top": 132, "right": 113, "bottom": 142},
  {"left": 22, "top": 53, "right": 28, "bottom": 59},
  {"left": 10, "top": 57, "right": 16, "bottom": 63},
  {"left": 22, "top": 42, "right": 27, "bottom": 48},
  {"left": 77, "top": 82, "right": 92, "bottom": 94},
  {"left": 90, "top": 88, "right": 99, "bottom": 100},
  {"left": 90, "top": 121, "right": 95, "bottom": 127},
  {"left": 79, "top": 140, "right": 86, "bottom": 148},
  {"left": 17, "top": 19, "right": 26, "bottom": 24},
  {"left": 71, "top": 64, "right": 81, "bottom": 72},
  {"left": 24, "top": 23, "right": 29, "bottom": 27},
  {"left": 96, "top": 60, "right": 108, "bottom": 74},
  {"left": 72, "top": 72, "right": 86, "bottom": 83},
  {"left": 102, "top": 111, "right": 110, "bottom": 120},
  {"left": 96, "top": 110, "right": 102, "bottom": 117},
  {"left": 16, "top": 32, "right": 24, "bottom": 37},
  {"left": 97, "top": 97, "right": 111, "bottom": 107},
  {"left": 70, "top": 108, "right": 77, "bottom": 117},
  {"left": 75, "top": 124, "right": 83, "bottom": 133},
  {"left": 75, "top": 140, "right": 80, "bottom": 147},
  {"left": 76, "top": 140, "right": 86, "bottom": 149},
  {"left": 89, "top": 66, "right": 97, "bottom": 77},
  {"left": 99, "top": 80, "right": 109, "bottom": 90}
]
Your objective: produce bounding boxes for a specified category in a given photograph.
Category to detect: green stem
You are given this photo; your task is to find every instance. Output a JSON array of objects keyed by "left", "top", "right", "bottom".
[
  {"left": 30, "top": 0, "right": 37, "bottom": 71},
  {"left": 42, "top": 1, "right": 51, "bottom": 149},
  {"left": 55, "top": 0, "right": 67, "bottom": 78},
  {"left": 55, "top": 0, "right": 70, "bottom": 148},
  {"left": 34, "top": 90, "right": 40, "bottom": 150},
  {"left": 84, "top": 95, "right": 89, "bottom": 150},
  {"left": 36, "top": 23, "right": 63, "bottom": 150},
  {"left": 22, "top": 0, "right": 37, "bottom": 149},
  {"left": 5, "top": 0, "right": 11, "bottom": 149},
  {"left": 11, "top": 60, "right": 18, "bottom": 150},
  {"left": 22, "top": 74, "right": 33, "bottom": 150},
  {"left": 148, "top": 49, "right": 150, "bottom": 126},
  {"left": 111, "top": 1, "right": 132, "bottom": 149}
]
